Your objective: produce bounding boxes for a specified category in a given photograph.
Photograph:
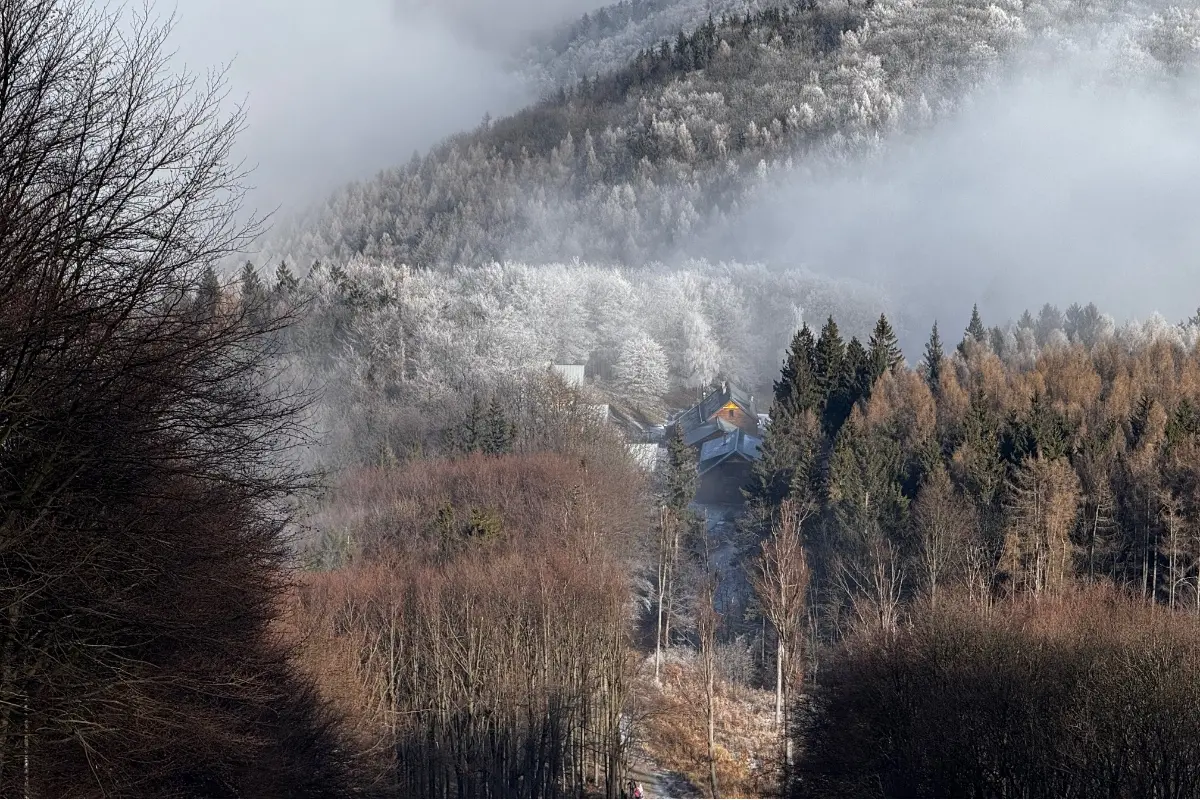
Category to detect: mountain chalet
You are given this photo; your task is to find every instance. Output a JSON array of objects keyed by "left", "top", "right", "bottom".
[{"left": 672, "top": 382, "right": 764, "bottom": 505}]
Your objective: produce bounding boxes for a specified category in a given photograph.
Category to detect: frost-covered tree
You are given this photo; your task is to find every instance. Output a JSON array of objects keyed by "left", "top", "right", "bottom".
[{"left": 614, "top": 331, "right": 670, "bottom": 406}]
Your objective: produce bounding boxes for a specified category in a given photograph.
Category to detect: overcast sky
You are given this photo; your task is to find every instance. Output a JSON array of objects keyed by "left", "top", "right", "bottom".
[{"left": 162, "top": 0, "right": 607, "bottom": 214}]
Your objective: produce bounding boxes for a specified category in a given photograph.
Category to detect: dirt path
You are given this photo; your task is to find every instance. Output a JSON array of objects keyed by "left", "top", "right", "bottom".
[{"left": 626, "top": 760, "right": 701, "bottom": 799}]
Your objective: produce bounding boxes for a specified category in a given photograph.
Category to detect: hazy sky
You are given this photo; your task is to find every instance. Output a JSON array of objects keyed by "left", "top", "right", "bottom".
[{"left": 163, "top": 0, "right": 607, "bottom": 214}]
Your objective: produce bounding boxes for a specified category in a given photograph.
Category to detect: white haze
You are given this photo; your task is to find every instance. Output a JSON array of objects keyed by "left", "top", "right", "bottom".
[
  {"left": 713, "top": 51, "right": 1200, "bottom": 340},
  {"left": 164, "top": 0, "right": 608, "bottom": 213}
]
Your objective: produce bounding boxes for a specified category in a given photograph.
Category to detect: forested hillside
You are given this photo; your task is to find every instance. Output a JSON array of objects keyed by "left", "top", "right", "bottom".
[
  {"left": 747, "top": 305, "right": 1200, "bottom": 795},
  {"left": 261, "top": 257, "right": 886, "bottom": 466},
  {"left": 515, "top": 0, "right": 777, "bottom": 91},
  {"left": 265, "top": 0, "right": 1200, "bottom": 277}
]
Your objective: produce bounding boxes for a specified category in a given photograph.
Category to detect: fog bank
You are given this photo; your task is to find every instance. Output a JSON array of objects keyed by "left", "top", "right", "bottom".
[
  {"left": 714, "top": 57, "right": 1200, "bottom": 334},
  {"left": 165, "top": 0, "right": 607, "bottom": 213}
]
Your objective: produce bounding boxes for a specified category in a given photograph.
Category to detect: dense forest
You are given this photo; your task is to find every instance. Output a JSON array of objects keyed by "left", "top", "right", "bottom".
[{"left": 11, "top": 0, "right": 1200, "bottom": 796}]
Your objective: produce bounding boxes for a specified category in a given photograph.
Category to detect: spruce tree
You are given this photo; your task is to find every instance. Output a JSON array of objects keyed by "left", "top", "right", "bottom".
[
  {"left": 274, "top": 260, "right": 299, "bottom": 298},
  {"left": 845, "top": 335, "right": 873, "bottom": 406},
  {"left": 774, "top": 324, "right": 818, "bottom": 415},
  {"left": 814, "top": 316, "right": 846, "bottom": 409},
  {"left": 197, "top": 265, "right": 221, "bottom": 317},
  {"left": 240, "top": 261, "right": 266, "bottom": 328},
  {"left": 923, "top": 321, "right": 944, "bottom": 392},
  {"left": 484, "top": 395, "right": 513, "bottom": 455},
  {"left": 867, "top": 313, "right": 903, "bottom": 383},
  {"left": 966, "top": 304, "right": 986, "bottom": 339},
  {"left": 828, "top": 419, "right": 906, "bottom": 533},
  {"left": 240, "top": 261, "right": 262, "bottom": 301},
  {"left": 666, "top": 426, "right": 699, "bottom": 512},
  {"left": 959, "top": 303, "right": 987, "bottom": 356},
  {"left": 989, "top": 326, "right": 1006, "bottom": 358},
  {"left": 747, "top": 410, "right": 820, "bottom": 509}
]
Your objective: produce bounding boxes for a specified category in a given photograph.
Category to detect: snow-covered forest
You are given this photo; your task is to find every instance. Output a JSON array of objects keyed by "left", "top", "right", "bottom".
[
  {"left": 253, "top": 252, "right": 1200, "bottom": 469},
  {"left": 266, "top": 257, "right": 885, "bottom": 462},
  {"left": 266, "top": 0, "right": 1200, "bottom": 274}
]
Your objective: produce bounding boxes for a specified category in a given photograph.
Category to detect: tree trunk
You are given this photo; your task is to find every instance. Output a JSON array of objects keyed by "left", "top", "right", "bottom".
[
  {"left": 707, "top": 659, "right": 718, "bottom": 800},
  {"left": 774, "top": 640, "right": 784, "bottom": 729}
]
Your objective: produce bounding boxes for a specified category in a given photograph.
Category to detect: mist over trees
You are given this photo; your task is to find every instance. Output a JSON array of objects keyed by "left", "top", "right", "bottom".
[
  {"left": 263, "top": 0, "right": 1200, "bottom": 309},
  {"left": 247, "top": 256, "right": 886, "bottom": 466}
]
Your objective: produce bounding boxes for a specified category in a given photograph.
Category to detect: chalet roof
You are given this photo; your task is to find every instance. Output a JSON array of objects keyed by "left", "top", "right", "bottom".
[
  {"left": 698, "top": 429, "right": 762, "bottom": 475},
  {"left": 682, "top": 417, "right": 738, "bottom": 447},
  {"left": 675, "top": 382, "right": 758, "bottom": 434}
]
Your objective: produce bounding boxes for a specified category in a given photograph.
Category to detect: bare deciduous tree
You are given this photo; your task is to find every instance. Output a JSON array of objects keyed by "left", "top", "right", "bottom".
[
  {"left": 696, "top": 572, "right": 721, "bottom": 799},
  {"left": 750, "top": 498, "right": 812, "bottom": 729},
  {"left": 913, "top": 466, "right": 975, "bottom": 607},
  {"left": 0, "top": 1, "right": 348, "bottom": 793}
]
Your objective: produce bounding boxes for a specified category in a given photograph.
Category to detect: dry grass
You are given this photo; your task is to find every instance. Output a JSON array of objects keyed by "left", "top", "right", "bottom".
[{"left": 632, "top": 649, "right": 780, "bottom": 798}]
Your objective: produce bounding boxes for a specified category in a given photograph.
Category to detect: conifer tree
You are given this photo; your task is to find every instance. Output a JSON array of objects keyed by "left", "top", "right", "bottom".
[
  {"left": 989, "top": 326, "right": 1006, "bottom": 357},
  {"left": 275, "top": 260, "right": 299, "bottom": 298},
  {"left": 240, "top": 261, "right": 263, "bottom": 304},
  {"left": 197, "top": 264, "right": 221, "bottom": 318},
  {"left": 485, "top": 395, "right": 514, "bottom": 455},
  {"left": 240, "top": 261, "right": 266, "bottom": 329},
  {"left": 960, "top": 303, "right": 987, "bottom": 354},
  {"left": 666, "top": 426, "right": 699, "bottom": 513},
  {"left": 923, "top": 321, "right": 944, "bottom": 393},
  {"left": 867, "top": 313, "right": 903, "bottom": 383},
  {"left": 774, "top": 324, "right": 819, "bottom": 415},
  {"left": 824, "top": 337, "right": 869, "bottom": 434},
  {"left": 746, "top": 410, "right": 820, "bottom": 509},
  {"left": 814, "top": 316, "right": 846, "bottom": 412}
]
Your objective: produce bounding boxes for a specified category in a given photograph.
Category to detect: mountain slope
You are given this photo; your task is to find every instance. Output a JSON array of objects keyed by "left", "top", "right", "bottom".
[{"left": 268, "top": 0, "right": 1199, "bottom": 273}]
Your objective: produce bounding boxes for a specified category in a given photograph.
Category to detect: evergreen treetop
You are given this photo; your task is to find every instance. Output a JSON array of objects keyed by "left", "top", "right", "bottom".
[
  {"left": 867, "top": 313, "right": 903, "bottom": 382},
  {"left": 923, "top": 321, "right": 944, "bottom": 391}
]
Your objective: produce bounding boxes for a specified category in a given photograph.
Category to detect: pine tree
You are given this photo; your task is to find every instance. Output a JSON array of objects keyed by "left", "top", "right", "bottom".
[
  {"left": 867, "top": 313, "right": 903, "bottom": 383},
  {"left": 814, "top": 316, "right": 845, "bottom": 410},
  {"left": 666, "top": 427, "right": 698, "bottom": 513},
  {"left": 774, "top": 324, "right": 818, "bottom": 415},
  {"left": 275, "top": 260, "right": 299, "bottom": 297},
  {"left": 923, "top": 321, "right": 944, "bottom": 392},
  {"left": 484, "top": 395, "right": 514, "bottom": 455},
  {"left": 960, "top": 303, "right": 987, "bottom": 354}
]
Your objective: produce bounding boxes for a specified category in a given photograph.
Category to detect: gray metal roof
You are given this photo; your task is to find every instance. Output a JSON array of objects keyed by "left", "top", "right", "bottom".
[
  {"left": 675, "top": 382, "right": 759, "bottom": 434},
  {"left": 698, "top": 429, "right": 762, "bottom": 474},
  {"left": 682, "top": 417, "right": 738, "bottom": 447}
]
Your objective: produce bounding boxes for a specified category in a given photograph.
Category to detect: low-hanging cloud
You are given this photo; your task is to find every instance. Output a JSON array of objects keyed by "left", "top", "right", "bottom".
[
  {"left": 164, "top": 0, "right": 608, "bottom": 214},
  {"left": 710, "top": 50, "right": 1200, "bottom": 339}
]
